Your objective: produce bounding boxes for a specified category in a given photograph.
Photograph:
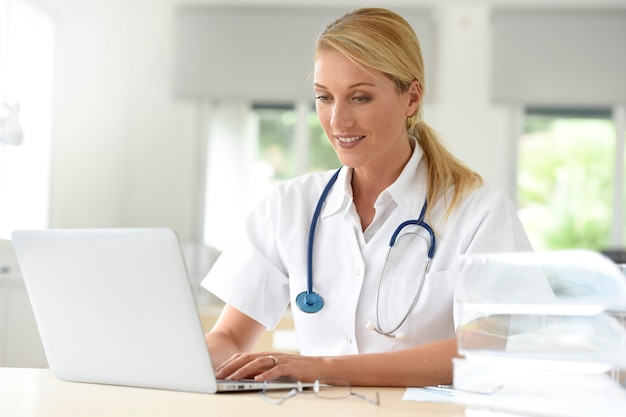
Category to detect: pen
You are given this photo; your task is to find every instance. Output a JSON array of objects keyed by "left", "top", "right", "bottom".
[
  {"left": 422, "top": 385, "right": 457, "bottom": 395},
  {"left": 423, "top": 385, "right": 503, "bottom": 396}
]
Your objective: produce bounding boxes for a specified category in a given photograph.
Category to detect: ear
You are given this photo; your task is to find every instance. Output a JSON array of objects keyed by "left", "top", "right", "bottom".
[{"left": 405, "top": 80, "right": 421, "bottom": 117}]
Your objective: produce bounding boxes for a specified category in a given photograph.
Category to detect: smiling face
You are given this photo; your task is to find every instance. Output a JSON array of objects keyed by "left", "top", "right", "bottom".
[{"left": 313, "top": 49, "right": 420, "bottom": 173}]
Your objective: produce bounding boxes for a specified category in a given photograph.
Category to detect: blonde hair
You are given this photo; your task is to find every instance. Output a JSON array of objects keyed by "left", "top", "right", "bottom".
[{"left": 316, "top": 8, "right": 482, "bottom": 219}]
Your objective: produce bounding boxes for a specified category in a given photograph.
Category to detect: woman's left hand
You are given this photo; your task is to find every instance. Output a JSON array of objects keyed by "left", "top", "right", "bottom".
[{"left": 214, "top": 351, "right": 326, "bottom": 382}]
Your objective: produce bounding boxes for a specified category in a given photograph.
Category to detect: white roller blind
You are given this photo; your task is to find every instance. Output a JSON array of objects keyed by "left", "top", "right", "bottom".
[
  {"left": 174, "top": 6, "right": 433, "bottom": 102},
  {"left": 491, "top": 9, "right": 626, "bottom": 105}
]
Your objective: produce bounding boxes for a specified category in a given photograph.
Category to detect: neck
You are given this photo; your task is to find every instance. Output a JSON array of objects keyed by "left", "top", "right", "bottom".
[
  {"left": 352, "top": 138, "right": 413, "bottom": 199},
  {"left": 351, "top": 138, "right": 413, "bottom": 230}
]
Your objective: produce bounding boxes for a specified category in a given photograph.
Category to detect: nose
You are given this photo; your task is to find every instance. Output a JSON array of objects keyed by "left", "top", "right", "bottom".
[{"left": 330, "top": 101, "right": 354, "bottom": 130}]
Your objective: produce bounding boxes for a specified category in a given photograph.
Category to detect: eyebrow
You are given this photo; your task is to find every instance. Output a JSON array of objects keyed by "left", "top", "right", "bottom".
[{"left": 314, "top": 82, "right": 377, "bottom": 89}]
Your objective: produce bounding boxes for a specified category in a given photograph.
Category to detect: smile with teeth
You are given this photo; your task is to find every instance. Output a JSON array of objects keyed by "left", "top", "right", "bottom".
[{"left": 336, "top": 136, "right": 364, "bottom": 143}]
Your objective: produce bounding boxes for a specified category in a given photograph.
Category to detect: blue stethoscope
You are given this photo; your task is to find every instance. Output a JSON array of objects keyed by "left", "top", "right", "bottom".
[{"left": 295, "top": 167, "right": 436, "bottom": 339}]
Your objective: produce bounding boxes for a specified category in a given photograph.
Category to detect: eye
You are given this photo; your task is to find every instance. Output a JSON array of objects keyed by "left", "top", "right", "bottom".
[
  {"left": 315, "top": 94, "right": 330, "bottom": 103},
  {"left": 352, "top": 96, "right": 371, "bottom": 103}
]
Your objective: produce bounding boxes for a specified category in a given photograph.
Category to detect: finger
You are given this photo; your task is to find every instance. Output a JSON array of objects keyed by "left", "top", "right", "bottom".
[
  {"left": 221, "top": 354, "right": 279, "bottom": 380},
  {"left": 254, "top": 356, "right": 322, "bottom": 383},
  {"left": 254, "top": 362, "right": 298, "bottom": 383},
  {"left": 214, "top": 353, "right": 251, "bottom": 378},
  {"left": 254, "top": 356, "right": 301, "bottom": 383},
  {"left": 267, "top": 355, "right": 279, "bottom": 368}
]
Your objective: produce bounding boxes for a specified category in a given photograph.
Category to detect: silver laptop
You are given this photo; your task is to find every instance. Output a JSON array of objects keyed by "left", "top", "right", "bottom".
[{"left": 11, "top": 228, "right": 301, "bottom": 394}]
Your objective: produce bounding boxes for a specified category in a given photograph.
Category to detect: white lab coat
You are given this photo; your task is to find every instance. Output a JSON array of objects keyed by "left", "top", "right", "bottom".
[{"left": 202, "top": 144, "right": 532, "bottom": 356}]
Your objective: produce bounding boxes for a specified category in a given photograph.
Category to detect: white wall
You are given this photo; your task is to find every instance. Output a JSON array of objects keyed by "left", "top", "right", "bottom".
[
  {"left": 43, "top": 0, "right": 626, "bottom": 243},
  {"left": 49, "top": 0, "right": 199, "bottom": 241},
  {"left": 425, "top": 4, "right": 514, "bottom": 192}
]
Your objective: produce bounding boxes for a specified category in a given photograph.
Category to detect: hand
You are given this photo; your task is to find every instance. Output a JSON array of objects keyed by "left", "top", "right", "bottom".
[{"left": 214, "top": 351, "right": 326, "bottom": 383}]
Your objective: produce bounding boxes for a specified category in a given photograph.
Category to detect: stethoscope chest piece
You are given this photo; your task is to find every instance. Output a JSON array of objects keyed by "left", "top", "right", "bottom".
[{"left": 295, "top": 291, "right": 324, "bottom": 313}]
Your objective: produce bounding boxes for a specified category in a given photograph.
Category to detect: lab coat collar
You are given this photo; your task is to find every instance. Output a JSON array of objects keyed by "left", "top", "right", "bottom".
[
  {"left": 319, "top": 166, "right": 351, "bottom": 219},
  {"left": 320, "top": 137, "right": 427, "bottom": 219},
  {"left": 386, "top": 138, "right": 428, "bottom": 217}
]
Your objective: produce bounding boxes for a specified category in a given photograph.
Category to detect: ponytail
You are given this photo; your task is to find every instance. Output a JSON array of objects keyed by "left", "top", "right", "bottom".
[{"left": 409, "top": 120, "right": 482, "bottom": 220}]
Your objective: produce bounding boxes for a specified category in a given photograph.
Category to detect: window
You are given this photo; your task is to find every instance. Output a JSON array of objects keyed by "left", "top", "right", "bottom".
[
  {"left": 253, "top": 103, "right": 338, "bottom": 181},
  {"left": 203, "top": 101, "right": 339, "bottom": 252},
  {"left": 517, "top": 107, "right": 625, "bottom": 251},
  {"left": 0, "top": 1, "right": 54, "bottom": 239},
  {"left": 247, "top": 103, "right": 339, "bottom": 225}
]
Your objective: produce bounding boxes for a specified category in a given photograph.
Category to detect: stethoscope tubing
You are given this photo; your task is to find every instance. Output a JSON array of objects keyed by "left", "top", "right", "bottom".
[
  {"left": 306, "top": 168, "right": 341, "bottom": 294},
  {"left": 298, "top": 166, "right": 436, "bottom": 339},
  {"left": 372, "top": 199, "right": 435, "bottom": 337}
]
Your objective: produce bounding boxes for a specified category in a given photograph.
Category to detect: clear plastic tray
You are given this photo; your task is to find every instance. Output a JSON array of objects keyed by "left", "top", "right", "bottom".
[{"left": 455, "top": 250, "right": 626, "bottom": 366}]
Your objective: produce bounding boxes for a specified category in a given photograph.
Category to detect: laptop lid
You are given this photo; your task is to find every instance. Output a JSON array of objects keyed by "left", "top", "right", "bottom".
[{"left": 11, "top": 228, "right": 299, "bottom": 394}]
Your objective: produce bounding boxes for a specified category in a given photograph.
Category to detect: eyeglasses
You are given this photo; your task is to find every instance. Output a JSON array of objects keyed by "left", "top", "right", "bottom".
[{"left": 259, "top": 378, "right": 380, "bottom": 406}]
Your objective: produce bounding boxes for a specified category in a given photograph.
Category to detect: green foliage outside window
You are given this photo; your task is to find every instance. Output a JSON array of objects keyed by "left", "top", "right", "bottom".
[
  {"left": 258, "top": 107, "right": 297, "bottom": 180},
  {"left": 307, "top": 112, "right": 340, "bottom": 172},
  {"left": 257, "top": 106, "right": 339, "bottom": 180},
  {"left": 518, "top": 111, "right": 617, "bottom": 250}
]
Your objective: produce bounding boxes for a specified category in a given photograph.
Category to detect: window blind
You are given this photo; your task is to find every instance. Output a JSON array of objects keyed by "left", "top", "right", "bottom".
[
  {"left": 491, "top": 9, "right": 626, "bottom": 106},
  {"left": 173, "top": 6, "right": 434, "bottom": 102}
]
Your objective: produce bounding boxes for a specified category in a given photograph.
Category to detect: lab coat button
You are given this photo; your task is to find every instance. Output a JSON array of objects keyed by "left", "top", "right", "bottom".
[
  {"left": 347, "top": 337, "right": 353, "bottom": 344},
  {"left": 354, "top": 268, "right": 361, "bottom": 276}
]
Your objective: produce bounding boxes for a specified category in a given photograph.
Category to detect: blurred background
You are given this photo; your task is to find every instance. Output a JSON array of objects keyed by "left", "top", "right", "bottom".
[{"left": 0, "top": 0, "right": 625, "bottom": 366}]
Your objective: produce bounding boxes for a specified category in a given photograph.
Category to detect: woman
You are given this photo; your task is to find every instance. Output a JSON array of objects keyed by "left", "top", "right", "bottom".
[{"left": 202, "top": 7, "right": 531, "bottom": 387}]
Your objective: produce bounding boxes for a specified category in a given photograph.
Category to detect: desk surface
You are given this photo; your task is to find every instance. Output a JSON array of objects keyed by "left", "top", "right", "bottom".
[{"left": 0, "top": 368, "right": 466, "bottom": 417}]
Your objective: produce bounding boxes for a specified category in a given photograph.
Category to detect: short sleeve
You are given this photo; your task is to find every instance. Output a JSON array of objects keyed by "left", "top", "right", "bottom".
[{"left": 201, "top": 190, "right": 291, "bottom": 330}]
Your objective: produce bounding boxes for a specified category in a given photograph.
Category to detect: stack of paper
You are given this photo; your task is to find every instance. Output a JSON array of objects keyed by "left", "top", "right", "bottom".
[{"left": 451, "top": 250, "right": 626, "bottom": 417}]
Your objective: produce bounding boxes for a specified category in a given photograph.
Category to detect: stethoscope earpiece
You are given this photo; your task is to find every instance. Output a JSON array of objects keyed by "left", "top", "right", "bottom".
[{"left": 365, "top": 321, "right": 406, "bottom": 339}]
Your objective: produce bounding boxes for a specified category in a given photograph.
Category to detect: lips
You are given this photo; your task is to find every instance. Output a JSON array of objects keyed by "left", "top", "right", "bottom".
[{"left": 336, "top": 135, "right": 365, "bottom": 144}]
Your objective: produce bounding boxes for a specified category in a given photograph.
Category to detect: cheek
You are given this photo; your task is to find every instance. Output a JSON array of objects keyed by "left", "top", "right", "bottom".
[
  {"left": 365, "top": 109, "right": 389, "bottom": 132},
  {"left": 374, "top": 103, "right": 407, "bottom": 132}
]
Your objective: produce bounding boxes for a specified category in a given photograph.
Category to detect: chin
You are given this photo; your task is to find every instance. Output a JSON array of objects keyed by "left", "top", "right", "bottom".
[{"left": 336, "top": 157, "right": 358, "bottom": 169}]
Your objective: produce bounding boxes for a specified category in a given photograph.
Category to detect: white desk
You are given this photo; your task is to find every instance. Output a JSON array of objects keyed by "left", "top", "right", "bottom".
[{"left": 0, "top": 368, "right": 466, "bottom": 417}]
